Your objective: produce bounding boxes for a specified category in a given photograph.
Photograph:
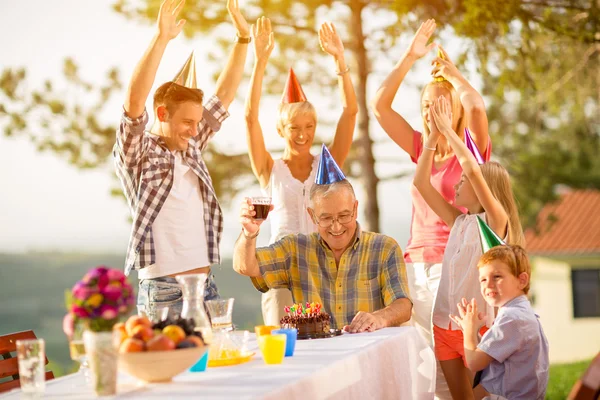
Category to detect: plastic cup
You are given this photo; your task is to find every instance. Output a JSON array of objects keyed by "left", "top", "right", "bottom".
[
  {"left": 189, "top": 351, "right": 209, "bottom": 372},
  {"left": 258, "top": 334, "right": 286, "bottom": 365},
  {"left": 254, "top": 325, "right": 279, "bottom": 337},
  {"left": 272, "top": 328, "right": 297, "bottom": 357}
]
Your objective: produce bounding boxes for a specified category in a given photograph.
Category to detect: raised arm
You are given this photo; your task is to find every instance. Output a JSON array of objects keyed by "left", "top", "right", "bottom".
[
  {"left": 233, "top": 198, "right": 271, "bottom": 277},
  {"left": 318, "top": 22, "right": 358, "bottom": 167},
  {"left": 431, "top": 45, "right": 489, "bottom": 153},
  {"left": 124, "top": 0, "right": 186, "bottom": 119},
  {"left": 371, "top": 19, "right": 437, "bottom": 158},
  {"left": 214, "top": 0, "right": 250, "bottom": 110},
  {"left": 433, "top": 96, "right": 507, "bottom": 238},
  {"left": 413, "top": 100, "right": 462, "bottom": 228},
  {"left": 244, "top": 17, "right": 275, "bottom": 188}
]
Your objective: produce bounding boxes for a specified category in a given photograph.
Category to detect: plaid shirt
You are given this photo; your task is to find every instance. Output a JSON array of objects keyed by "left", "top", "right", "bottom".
[
  {"left": 113, "top": 95, "right": 229, "bottom": 276},
  {"left": 251, "top": 226, "right": 411, "bottom": 328}
]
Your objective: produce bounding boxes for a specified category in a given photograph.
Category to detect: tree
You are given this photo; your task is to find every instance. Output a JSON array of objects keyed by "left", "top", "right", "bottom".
[
  {"left": 0, "top": 60, "right": 254, "bottom": 205},
  {"left": 2, "top": 0, "right": 598, "bottom": 231}
]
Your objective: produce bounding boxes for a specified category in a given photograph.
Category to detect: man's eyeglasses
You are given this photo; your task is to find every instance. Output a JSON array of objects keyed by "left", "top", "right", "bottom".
[{"left": 313, "top": 210, "right": 355, "bottom": 228}]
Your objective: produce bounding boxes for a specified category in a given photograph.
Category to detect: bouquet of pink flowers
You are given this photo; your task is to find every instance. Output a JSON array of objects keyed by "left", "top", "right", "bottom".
[{"left": 65, "top": 266, "right": 135, "bottom": 332}]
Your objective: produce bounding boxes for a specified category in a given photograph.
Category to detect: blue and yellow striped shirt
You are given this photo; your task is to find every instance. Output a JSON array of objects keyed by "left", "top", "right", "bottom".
[{"left": 251, "top": 227, "right": 410, "bottom": 329}]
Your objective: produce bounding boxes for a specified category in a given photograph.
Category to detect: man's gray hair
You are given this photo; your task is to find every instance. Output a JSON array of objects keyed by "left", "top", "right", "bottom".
[{"left": 309, "top": 179, "right": 356, "bottom": 208}]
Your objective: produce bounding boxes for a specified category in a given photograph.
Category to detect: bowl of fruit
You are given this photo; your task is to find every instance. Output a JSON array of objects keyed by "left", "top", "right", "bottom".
[{"left": 116, "top": 315, "right": 208, "bottom": 383}]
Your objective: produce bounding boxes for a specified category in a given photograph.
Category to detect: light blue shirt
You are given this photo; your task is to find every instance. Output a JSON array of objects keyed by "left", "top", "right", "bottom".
[{"left": 478, "top": 295, "right": 549, "bottom": 399}]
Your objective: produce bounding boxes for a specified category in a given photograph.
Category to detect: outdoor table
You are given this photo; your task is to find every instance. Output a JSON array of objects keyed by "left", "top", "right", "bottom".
[{"left": 1, "top": 327, "right": 435, "bottom": 399}]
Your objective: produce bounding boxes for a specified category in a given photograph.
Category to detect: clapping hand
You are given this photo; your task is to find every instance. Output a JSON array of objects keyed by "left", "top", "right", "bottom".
[
  {"left": 430, "top": 95, "right": 454, "bottom": 138},
  {"left": 449, "top": 298, "right": 486, "bottom": 332}
]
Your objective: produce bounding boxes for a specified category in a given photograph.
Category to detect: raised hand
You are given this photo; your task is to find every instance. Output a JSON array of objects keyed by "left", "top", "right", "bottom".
[
  {"left": 227, "top": 0, "right": 250, "bottom": 38},
  {"left": 431, "top": 45, "right": 465, "bottom": 84},
  {"left": 407, "top": 19, "right": 437, "bottom": 59},
  {"left": 430, "top": 95, "right": 454, "bottom": 137},
  {"left": 157, "top": 0, "right": 186, "bottom": 41},
  {"left": 251, "top": 17, "right": 274, "bottom": 63},
  {"left": 319, "top": 22, "right": 344, "bottom": 60},
  {"left": 240, "top": 198, "right": 272, "bottom": 237}
]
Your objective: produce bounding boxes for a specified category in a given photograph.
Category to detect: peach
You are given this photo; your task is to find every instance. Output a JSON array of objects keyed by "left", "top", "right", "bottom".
[
  {"left": 119, "top": 338, "right": 145, "bottom": 353},
  {"left": 162, "top": 325, "right": 186, "bottom": 345},
  {"left": 131, "top": 325, "right": 154, "bottom": 342},
  {"left": 125, "top": 315, "right": 151, "bottom": 336},
  {"left": 114, "top": 328, "right": 128, "bottom": 345},
  {"left": 146, "top": 334, "right": 176, "bottom": 352},
  {"left": 113, "top": 322, "right": 126, "bottom": 334}
]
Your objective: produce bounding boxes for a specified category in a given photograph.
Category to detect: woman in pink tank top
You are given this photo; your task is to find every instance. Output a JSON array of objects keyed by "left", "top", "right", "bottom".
[
  {"left": 371, "top": 19, "right": 490, "bottom": 399},
  {"left": 244, "top": 19, "right": 358, "bottom": 325}
]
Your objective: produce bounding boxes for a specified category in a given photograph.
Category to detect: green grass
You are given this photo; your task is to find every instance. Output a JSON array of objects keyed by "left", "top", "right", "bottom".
[{"left": 546, "top": 358, "right": 592, "bottom": 399}]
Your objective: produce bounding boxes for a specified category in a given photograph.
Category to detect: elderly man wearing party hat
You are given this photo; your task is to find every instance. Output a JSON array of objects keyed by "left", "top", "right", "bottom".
[
  {"left": 234, "top": 145, "right": 412, "bottom": 332},
  {"left": 114, "top": 0, "right": 250, "bottom": 321}
]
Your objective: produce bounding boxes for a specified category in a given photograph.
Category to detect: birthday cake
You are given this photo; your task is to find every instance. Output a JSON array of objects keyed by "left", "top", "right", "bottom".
[{"left": 280, "top": 302, "right": 331, "bottom": 337}]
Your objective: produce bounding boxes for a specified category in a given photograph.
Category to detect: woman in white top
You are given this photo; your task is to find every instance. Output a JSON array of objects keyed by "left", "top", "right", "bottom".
[{"left": 245, "top": 17, "right": 358, "bottom": 325}]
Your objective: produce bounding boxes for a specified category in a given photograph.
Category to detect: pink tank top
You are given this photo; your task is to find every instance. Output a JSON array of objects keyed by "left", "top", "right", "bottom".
[{"left": 404, "top": 131, "right": 491, "bottom": 264}]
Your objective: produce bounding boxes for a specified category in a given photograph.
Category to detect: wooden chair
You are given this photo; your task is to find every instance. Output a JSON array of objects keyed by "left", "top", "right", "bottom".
[
  {"left": 0, "top": 330, "right": 55, "bottom": 393},
  {"left": 568, "top": 353, "right": 600, "bottom": 400}
]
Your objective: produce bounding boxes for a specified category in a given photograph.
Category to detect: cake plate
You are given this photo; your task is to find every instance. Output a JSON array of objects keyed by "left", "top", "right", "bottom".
[{"left": 297, "top": 329, "right": 343, "bottom": 340}]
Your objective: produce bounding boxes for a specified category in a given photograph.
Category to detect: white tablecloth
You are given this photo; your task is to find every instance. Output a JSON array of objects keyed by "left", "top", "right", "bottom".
[{"left": 2, "top": 327, "right": 435, "bottom": 399}]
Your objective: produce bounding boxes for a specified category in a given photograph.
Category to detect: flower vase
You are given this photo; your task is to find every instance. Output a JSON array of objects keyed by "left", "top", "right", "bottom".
[{"left": 83, "top": 330, "right": 118, "bottom": 396}]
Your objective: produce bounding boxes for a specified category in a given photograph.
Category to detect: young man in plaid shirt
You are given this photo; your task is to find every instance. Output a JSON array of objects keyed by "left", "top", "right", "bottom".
[{"left": 114, "top": 0, "right": 250, "bottom": 321}]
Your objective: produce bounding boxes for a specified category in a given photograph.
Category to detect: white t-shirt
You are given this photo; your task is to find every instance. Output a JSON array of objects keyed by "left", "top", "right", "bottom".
[
  {"left": 264, "top": 156, "right": 319, "bottom": 244},
  {"left": 138, "top": 151, "right": 209, "bottom": 279}
]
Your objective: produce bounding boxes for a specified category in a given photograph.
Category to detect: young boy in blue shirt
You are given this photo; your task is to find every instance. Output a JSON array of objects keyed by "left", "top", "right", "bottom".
[{"left": 450, "top": 245, "right": 550, "bottom": 400}]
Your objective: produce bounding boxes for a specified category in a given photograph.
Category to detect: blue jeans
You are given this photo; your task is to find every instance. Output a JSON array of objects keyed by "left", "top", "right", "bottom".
[{"left": 137, "top": 274, "right": 220, "bottom": 322}]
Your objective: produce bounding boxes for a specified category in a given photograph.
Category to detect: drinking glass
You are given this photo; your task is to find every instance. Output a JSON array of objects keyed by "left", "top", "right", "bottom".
[
  {"left": 205, "top": 298, "right": 235, "bottom": 332},
  {"left": 250, "top": 196, "right": 272, "bottom": 220},
  {"left": 16, "top": 339, "right": 45, "bottom": 395}
]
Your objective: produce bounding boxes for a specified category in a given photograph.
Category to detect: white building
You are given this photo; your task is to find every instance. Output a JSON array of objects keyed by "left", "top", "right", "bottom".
[{"left": 525, "top": 189, "right": 600, "bottom": 363}]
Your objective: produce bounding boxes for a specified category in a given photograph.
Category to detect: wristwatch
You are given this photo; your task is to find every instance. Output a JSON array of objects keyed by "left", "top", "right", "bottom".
[{"left": 235, "top": 35, "right": 251, "bottom": 44}]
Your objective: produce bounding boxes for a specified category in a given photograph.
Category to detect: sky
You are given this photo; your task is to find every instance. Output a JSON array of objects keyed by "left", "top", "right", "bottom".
[{"left": 0, "top": 0, "right": 467, "bottom": 257}]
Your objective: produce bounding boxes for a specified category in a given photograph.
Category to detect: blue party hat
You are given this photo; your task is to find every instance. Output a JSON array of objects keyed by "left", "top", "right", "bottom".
[{"left": 315, "top": 144, "right": 346, "bottom": 185}]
